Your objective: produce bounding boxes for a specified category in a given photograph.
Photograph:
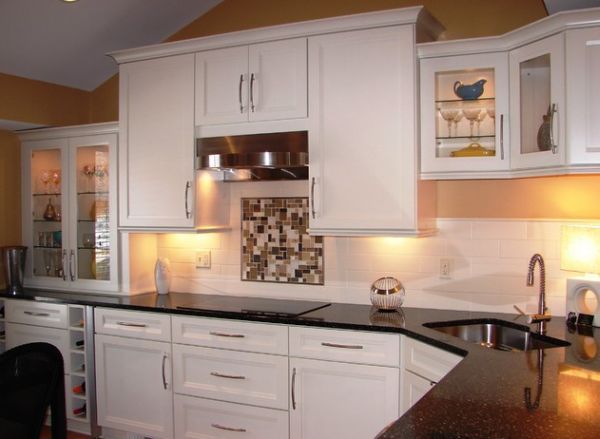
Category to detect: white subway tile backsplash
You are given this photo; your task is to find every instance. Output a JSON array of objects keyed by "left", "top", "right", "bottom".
[{"left": 152, "top": 217, "right": 595, "bottom": 316}]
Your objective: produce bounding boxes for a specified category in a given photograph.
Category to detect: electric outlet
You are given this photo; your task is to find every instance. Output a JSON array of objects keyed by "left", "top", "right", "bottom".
[
  {"left": 195, "top": 250, "right": 211, "bottom": 268},
  {"left": 440, "top": 258, "right": 451, "bottom": 279}
]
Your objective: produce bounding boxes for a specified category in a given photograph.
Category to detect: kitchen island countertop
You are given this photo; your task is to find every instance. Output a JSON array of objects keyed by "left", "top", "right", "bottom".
[{"left": 1, "top": 289, "right": 599, "bottom": 438}]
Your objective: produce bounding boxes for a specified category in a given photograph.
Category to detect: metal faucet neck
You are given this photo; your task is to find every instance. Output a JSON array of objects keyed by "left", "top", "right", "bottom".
[{"left": 527, "top": 254, "right": 547, "bottom": 332}]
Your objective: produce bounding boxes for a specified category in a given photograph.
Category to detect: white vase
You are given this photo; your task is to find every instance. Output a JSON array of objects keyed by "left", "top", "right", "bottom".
[{"left": 154, "top": 257, "right": 171, "bottom": 295}]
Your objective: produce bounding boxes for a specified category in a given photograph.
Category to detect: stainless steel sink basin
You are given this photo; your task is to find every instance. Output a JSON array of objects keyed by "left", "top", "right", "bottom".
[{"left": 423, "top": 319, "right": 570, "bottom": 352}]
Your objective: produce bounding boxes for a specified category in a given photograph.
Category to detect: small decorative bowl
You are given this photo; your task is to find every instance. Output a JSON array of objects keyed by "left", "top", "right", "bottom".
[{"left": 370, "top": 277, "right": 405, "bottom": 310}]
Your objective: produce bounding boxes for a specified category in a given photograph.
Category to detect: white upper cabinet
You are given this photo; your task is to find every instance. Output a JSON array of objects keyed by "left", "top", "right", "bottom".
[
  {"left": 509, "top": 33, "right": 565, "bottom": 170},
  {"left": 420, "top": 52, "right": 510, "bottom": 178},
  {"left": 195, "top": 38, "right": 307, "bottom": 126},
  {"left": 308, "top": 25, "right": 434, "bottom": 236},
  {"left": 566, "top": 26, "right": 600, "bottom": 166},
  {"left": 119, "top": 54, "right": 195, "bottom": 229}
]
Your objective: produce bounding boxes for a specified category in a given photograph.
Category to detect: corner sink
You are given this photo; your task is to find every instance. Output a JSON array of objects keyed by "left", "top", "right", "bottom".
[{"left": 423, "top": 319, "right": 570, "bottom": 352}]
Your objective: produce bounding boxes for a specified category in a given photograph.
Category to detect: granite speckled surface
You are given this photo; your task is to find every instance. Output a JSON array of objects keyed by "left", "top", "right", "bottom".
[{"left": 2, "top": 289, "right": 599, "bottom": 438}]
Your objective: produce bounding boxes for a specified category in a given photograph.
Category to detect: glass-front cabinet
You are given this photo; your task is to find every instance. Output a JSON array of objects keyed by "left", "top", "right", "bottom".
[
  {"left": 20, "top": 124, "right": 118, "bottom": 292},
  {"left": 509, "top": 33, "right": 565, "bottom": 170},
  {"left": 420, "top": 52, "right": 509, "bottom": 178}
]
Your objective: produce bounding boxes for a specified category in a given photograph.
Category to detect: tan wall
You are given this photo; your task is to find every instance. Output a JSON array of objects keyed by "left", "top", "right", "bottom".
[
  {"left": 90, "top": 75, "right": 119, "bottom": 123},
  {"left": 0, "top": 73, "right": 90, "bottom": 126},
  {"left": 0, "top": 130, "right": 22, "bottom": 246}
]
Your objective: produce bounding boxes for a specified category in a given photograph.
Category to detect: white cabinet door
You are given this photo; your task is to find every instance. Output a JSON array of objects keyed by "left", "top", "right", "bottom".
[
  {"left": 289, "top": 357, "right": 399, "bottom": 439},
  {"left": 119, "top": 54, "right": 195, "bottom": 228},
  {"left": 174, "top": 394, "right": 289, "bottom": 439},
  {"left": 400, "top": 370, "right": 434, "bottom": 415},
  {"left": 566, "top": 27, "right": 600, "bottom": 165},
  {"left": 509, "top": 33, "right": 565, "bottom": 170},
  {"left": 95, "top": 334, "right": 173, "bottom": 439},
  {"left": 196, "top": 46, "right": 249, "bottom": 125},
  {"left": 196, "top": 39, "right": 307, "bottom": 126},
  {"left": 420, "top": 52, "right": 510, "bottom": 178},
  {"left": 308, "top": 26, "right": 421, "bottom": 235},
  {"left": 248, "top": 38, "right": 307, "bottom": 122},
  {"left": 5, "top": 322, "right": 70, "bottom": 372}
]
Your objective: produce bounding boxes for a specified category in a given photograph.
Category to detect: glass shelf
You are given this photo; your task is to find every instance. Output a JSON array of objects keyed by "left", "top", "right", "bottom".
[
  {"left": 77, "top": 191, "right": 108, "bottom": 196},
  {"left": 436, "top": 135, "right": 495, "bottom": 141},
  {"left": 436, "top": 97, "right": 495, "bottom": 105},
  {"left": 32, "top": 192, "right": 61, "bottom": 197}
]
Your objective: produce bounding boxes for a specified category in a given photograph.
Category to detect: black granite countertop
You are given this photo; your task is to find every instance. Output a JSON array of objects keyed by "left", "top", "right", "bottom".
[{"left": 2, "top": 289, "right": 599, "bottom": 438}]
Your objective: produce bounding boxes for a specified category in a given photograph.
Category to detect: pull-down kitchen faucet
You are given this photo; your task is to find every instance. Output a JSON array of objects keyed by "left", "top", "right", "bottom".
[{"left": 526, "top": 253, "right": 552, "bottom": 334}]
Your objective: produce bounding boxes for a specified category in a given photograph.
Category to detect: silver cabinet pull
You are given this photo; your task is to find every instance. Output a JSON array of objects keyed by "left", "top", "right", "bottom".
[
  {"left": 549, "top": 103, "right": 558, "bottom": 154},
  {"left": 162, "top": 353, "right": 168, "bottom": 389},
  {"left": 321, "top": 342, "right": 364, "bottom": 350},
  {"left": 310, "top": 177, "right": 316, "bottom": 219},
  {"left": 209, "top": 331, "right": 245, "bottom": 338},
  {"left": 210, "top": 371, "right": 246, "bottom": 380},
  {"left": 430, "top": 380, "right": 437, "bottom": 387},
  {"left": 184, "top": 181, "right": 191, "bottom": 219},
  {"left": 69, "top": 249, "right": 75, "bottom": 281},
  {"left": 24, "top": 311, "right": 50, "bottom": 317},
  {"left": 116, "top": 321, "right": 147, "bottom": 328},
  {"left": 238, "top": 74, "right": 245, "bottom": 113},
  {"left": 500, "top": 113, "right": 505, "bottom": 160},
  {"left": 211, "top": 423, "right": 247, "bottom": 433},
  {"left": 250, "top": 73, "right": 256, "bottom": 112},
  {"left": 62, "top": 249, "right": 67, "bottom": 281},
  {"left": 291, "top": 367, "right": 297, "bottom": 410}
]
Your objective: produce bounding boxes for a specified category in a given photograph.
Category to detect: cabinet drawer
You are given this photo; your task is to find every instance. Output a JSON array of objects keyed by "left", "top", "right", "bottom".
[
  {"left": 173, "top": 344, "right": 288, "bottom": 410},
  {"left": 402, "top": 336, "right": 463, "bottom": 382},
  {"left": 174, "top": 394, "right": 289, "bottom": 439},
  {"left": 172, "top": 315, "right": 288, "bottom": 354},
  {"left": 94, "top": 308, "right": 171, "bottom": 342},
  {"left": 5, "top": 300, "right": 68, "bottom": 329},
  {"left": 289, "top": 326, "right": 400, "bottom": 367},
  {"left": 6, "top": 322, "right": 70, "bottom": 371}
]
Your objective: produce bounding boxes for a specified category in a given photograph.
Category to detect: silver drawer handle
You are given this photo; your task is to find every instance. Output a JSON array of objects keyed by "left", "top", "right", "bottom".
[
  {"left": 162, "top": 353, "right": 168, "bottom": 390},
  {"left": 321, "top": 342, "right": 364, "bottom": 350},
  {"left": 549, "top": 102, "right": 558, "bottom": 154},
  {"left": 116, "top": 321, "right": 147, "bottom": 328},
  {"left": 24, "top": 311, "right": 50, "bottom": 317},
  {"left": 210, "top": 371, "right": 246, "bottom": 380},
  {"left": 211, "top": 423, "right": 247, "bottom": 433},
  {"left": 209, "top": 331, "right": 245, "bottom": 338},
  {"left": 291, "top": 367, "right": 297, "bottom": 410}
]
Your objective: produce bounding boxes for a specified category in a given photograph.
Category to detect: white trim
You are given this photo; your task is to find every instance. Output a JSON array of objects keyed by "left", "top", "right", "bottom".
[
  {"left": 18, "top": 122, "right": 118, "bottom": 141},
  {"left": 109, "top": 7, "right": 438, "bottom": 64}
]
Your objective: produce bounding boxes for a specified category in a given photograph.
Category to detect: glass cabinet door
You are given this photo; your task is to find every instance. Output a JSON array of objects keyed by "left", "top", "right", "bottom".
[
  {"left": 420, "top": 52, "right": 509, "bottom": 177},
  {"left": 510, "top": 33, "right": 565, "bottom": 169},
  {"left": 30, "top": 147, "right": 66, "bottom": 281},
  {"left": 74, "top": 144, "right": 111, "bottom": 282}
]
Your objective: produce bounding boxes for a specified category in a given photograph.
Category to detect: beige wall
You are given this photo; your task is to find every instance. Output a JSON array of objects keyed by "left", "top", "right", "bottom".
[{"left": 0, "top": 130, "right": 22, "bottom": 246}]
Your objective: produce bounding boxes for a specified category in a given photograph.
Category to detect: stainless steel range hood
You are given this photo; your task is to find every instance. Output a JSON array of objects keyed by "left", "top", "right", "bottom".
[{"left": 196, "top": 131, "right": 308, "bottom": 181}]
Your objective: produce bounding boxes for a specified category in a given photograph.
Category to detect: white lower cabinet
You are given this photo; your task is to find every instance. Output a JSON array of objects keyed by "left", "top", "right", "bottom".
[
  {"left": 399, "top": 335, "right": 463, "bottom": 415},
  {"left": 289, "top": 357, "right": 399, "bottom": 439},
  {"left": 174, "top": 394, "right": 289, "bottom": 439},
  {"left": 95, "top": 307, "right": 174, "bottom": 439}
]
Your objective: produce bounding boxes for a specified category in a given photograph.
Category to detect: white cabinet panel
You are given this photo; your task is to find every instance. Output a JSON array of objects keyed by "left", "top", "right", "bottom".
[
  {"left": 289, "top": 357, "right": 399, "bottom": 439},
  {"left": 400, "top": 369, "right": 434, "bottom": 415},
  {"left": 289, "top": 326, "right": 399, "bottom": 366},
  {"left": 196, "top": 46, "right": 249, "bottom": 125},
  {"left": 5, "top": 300, "right": 68, "bottom": 328},
  {"left": 173, "top": 344, "right": 288, "bottom": 410},
  {"left": 509, "top": 33, "right": 565, "bottom": 170},
  {"left": 172, "top": 315, "right": 288, "bottom": 355},
  {"left": 174, "top": 394, "right": 289, "bottom": 439},
  {"left": 566, "top": 26, "right": 600, "bottom": 165},
  {"left": 119, "top": 54, "right": 195, "bottom": 228},
  {"left": 402, "top": 336, "right": 462, "bottom": 383},
  {"left": 5, "top": 322, "right": 70, "bottom": 372},
  {"left": 94, "top": 307, "right": 171, "bottom": 342},
  {"left": 95, "top": 334, "right": 173, "bottom": 439},
  {"left": 308, "top": 25, "right": 427, "bottom": 235}
]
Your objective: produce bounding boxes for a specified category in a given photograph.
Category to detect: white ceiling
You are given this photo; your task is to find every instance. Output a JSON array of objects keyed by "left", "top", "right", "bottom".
[{"left": 0, "top": 0, "right": 222, "bottom": 92}]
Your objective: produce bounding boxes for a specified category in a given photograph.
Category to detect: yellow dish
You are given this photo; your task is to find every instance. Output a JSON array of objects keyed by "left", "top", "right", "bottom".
[{"left": 450, "top": 143, "right": 495, "bottom": 157}]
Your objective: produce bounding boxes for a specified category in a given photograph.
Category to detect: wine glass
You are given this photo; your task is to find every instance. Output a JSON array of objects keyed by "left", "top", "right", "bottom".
[
  {"left": 476, "top": 110, "right": 487, "bottom": 137},
  {"left": 50, "top": 169, "right": 61, "bottom": 194},
  {"left": 439, "top": 108, "right": 459, "bottom": 137},
  {"left": 463, "top": 108, "right": 482, "bottom": 138},
  {"left": 82, "top": 164, "right": 95, "bottom": 193},
  {"left": 453, "top": 110, "right": 464, "bottom": 137},
  {"left": 43, "top": 249, "right": 52, "bottom": 276},
  {"left": 40, "top": 170, "right": 51, "bottom": 194}
]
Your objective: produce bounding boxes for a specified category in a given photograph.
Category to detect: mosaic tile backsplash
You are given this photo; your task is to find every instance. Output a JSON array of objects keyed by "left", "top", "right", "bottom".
[{"left": 241, "top": 197, "right": 324, "bottom": 284}]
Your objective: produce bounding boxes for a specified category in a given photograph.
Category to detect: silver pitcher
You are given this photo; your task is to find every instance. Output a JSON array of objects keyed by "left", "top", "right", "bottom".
[{"left": 2, "top": 246, "right": 27, "bottom": 294}]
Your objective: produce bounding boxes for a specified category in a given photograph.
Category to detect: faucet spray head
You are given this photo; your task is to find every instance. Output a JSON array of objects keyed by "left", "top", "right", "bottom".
[{"left": 527, "top": 270, "right": 534, "bottom": 286}]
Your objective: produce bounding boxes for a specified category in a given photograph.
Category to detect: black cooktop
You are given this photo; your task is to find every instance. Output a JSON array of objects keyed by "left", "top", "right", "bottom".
[{"left": 177, "top": 294, "right": 331, "bottom": 318}]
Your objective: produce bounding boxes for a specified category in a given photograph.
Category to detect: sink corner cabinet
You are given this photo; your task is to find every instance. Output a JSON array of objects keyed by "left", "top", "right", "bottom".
[{"left": 19, "top": 123, "right": 119, "bottom": 292}]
